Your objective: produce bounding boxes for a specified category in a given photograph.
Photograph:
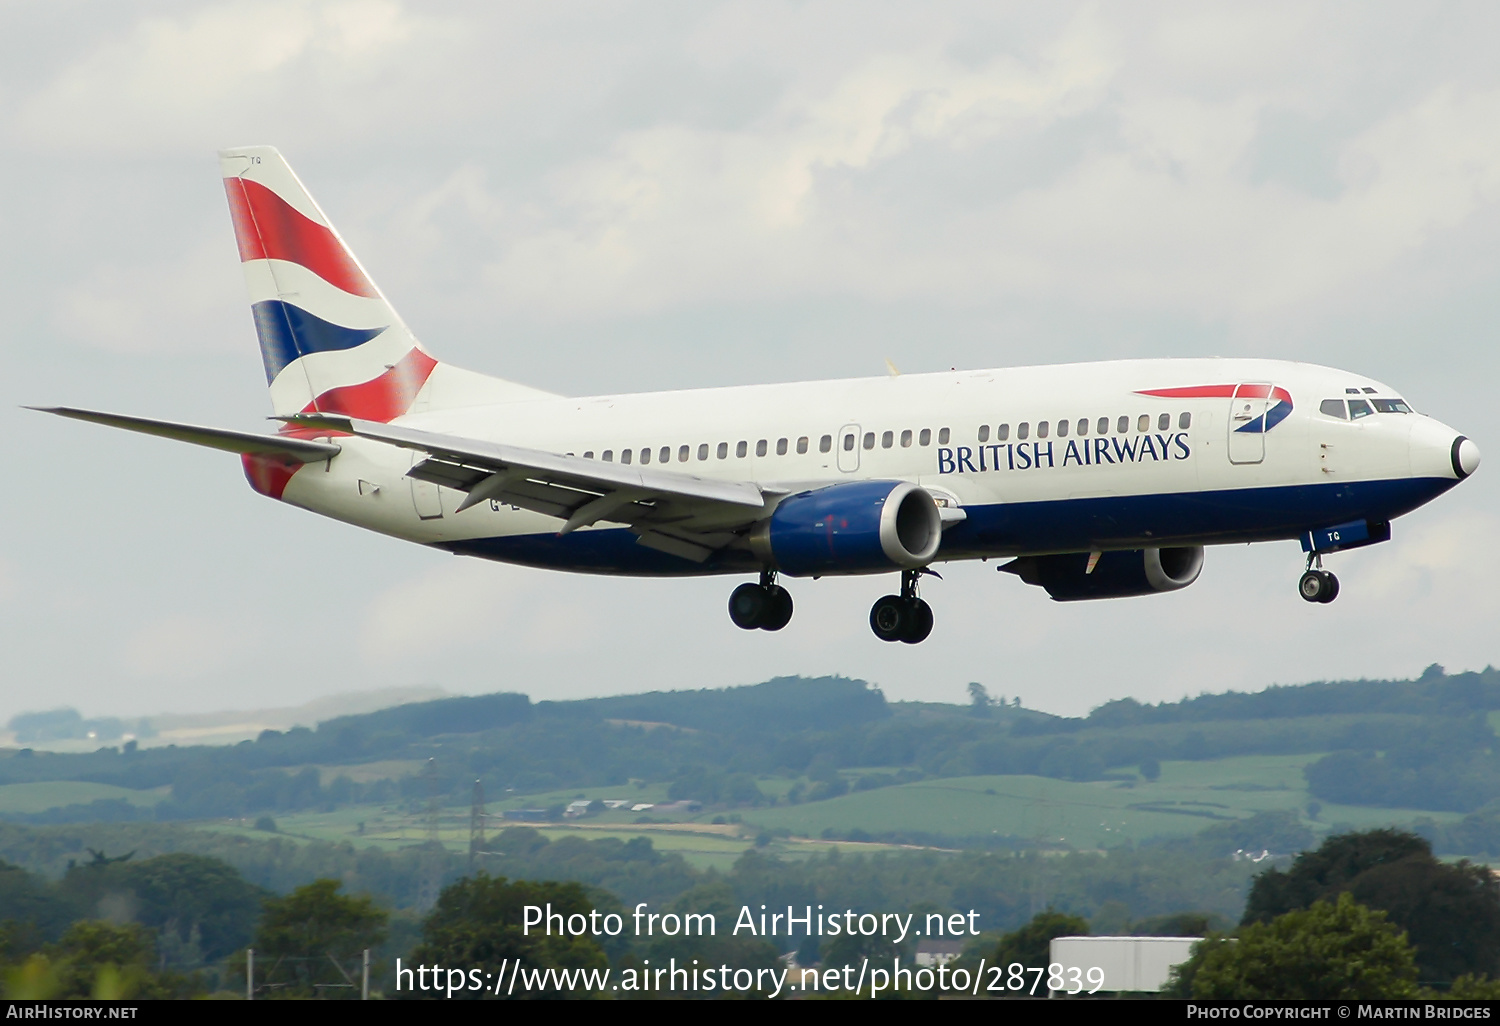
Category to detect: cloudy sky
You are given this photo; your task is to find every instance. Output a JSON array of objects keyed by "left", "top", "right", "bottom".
[{"left": 3, "top": 1, "right": 1498, "bottom": 722}]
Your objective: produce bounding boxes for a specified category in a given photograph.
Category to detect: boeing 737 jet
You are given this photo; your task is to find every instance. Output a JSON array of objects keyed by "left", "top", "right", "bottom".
[{"left": 35, "top": 147, "right": 1482, "bottom": 644}]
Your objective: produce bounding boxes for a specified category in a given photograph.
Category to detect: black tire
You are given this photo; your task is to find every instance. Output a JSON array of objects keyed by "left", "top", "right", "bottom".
[
  {"left": 870, "top": 595, "right": 906, "bottom": 642},
  {"left": 1318, "top": 571, "right": 1340, "bottom": 604},
  {"left": 1298, "top": 571, "right": 1325, "bottom": 603},
  {"left": 729, "top": 583, "right": 768, "bottom": 629},
  {"left": 760, "top": 586, "right": 794, "bottom": 631},
  {"left": 900, "top": 598, "right": 933, "bottom": 644}
]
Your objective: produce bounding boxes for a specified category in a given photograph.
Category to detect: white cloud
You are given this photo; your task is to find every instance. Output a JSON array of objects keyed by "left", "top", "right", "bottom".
[
  {"left": 53, "top": 240, "right": 243, "bottom": 355},
  {"left": 10, "top": 0, "right": 424, "bottom": 152}
]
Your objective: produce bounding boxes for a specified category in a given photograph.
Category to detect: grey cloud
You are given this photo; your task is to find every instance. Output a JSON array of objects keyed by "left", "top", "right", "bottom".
[{"left": 3, "top": 1, "right": 1498, "bottom": 723}]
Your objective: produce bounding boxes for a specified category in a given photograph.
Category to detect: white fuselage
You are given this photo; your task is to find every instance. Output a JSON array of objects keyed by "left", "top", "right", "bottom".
[{"left": 273, "top": 357, "right": 1468, "bottom": 578}]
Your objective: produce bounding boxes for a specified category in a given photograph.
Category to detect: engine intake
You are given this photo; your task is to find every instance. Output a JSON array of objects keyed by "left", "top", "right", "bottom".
[
  {"left": 751, "top": 480, "right": 943, "bottom": 576},
  {"left": 1002, "top": 546, "right": 1204, "bottom": 601}
]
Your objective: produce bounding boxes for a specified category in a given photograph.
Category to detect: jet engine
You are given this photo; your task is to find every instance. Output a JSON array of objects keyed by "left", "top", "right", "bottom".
[
  {"left": 1002, "top": 546, "right": 1204, "bottom": 601},
  {"left": 750, "top": 480, "right": 943, "bottom": 577}
]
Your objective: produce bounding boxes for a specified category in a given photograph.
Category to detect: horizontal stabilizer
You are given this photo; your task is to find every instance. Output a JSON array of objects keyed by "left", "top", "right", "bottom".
[{"left": 30, "top": 407, "right": 340, "bottom": 463}]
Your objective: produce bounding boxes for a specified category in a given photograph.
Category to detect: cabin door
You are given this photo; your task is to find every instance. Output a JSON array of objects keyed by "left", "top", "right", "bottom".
[
  {"left": 409, "top": 453, "right": 444, "bottom": 519},
  {"left": 1227, "top": 383, "right": 1272, "bottom": 465},
  {"left": 836, "top": 424, "right": 861, "bottom": 472}
]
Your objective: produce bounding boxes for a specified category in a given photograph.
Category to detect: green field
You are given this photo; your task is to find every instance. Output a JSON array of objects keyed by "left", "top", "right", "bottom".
[
  {"left": 189, "top": 753, "right": 1465, "bottom": 863},
  {"left": 0, "top": 781, "right": 168, "bottom": 814},
  {"left": 744, "top": 755, "right": 1463, "bottom": 849}
]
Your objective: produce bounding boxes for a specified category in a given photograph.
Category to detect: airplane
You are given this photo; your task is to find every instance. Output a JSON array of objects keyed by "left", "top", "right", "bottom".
[{"left": 34, "top": 147, "right": 1482, "bottom": 645}]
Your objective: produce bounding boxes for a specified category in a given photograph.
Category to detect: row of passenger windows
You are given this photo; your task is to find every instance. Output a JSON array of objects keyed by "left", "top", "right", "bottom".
[
  {"left": 977, "top": 412, "right": 1190, "bottom": 443},
  {"left": 1320, "top": 397, "right": 1412, "bottom": 420},
  {"left": 582, "top": 428, "right": 953, "bottom": 464},
  {"left": 576, "top": 412, "right": 1191, "bottom": 465}
]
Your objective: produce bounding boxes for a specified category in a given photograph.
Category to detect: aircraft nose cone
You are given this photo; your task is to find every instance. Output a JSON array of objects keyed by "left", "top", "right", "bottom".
[{"left": 1453, "top": 436, "right": 1481, "bottom": 479}]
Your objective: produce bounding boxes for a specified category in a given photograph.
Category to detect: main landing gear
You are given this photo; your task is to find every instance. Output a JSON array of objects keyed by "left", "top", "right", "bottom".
[
  {"left": 1299, "top": 554, "right": 1340, "bottom": 604},
  {"left": 870, "top": 569, "right": 935, "bottom": 644},
  {"left": 729, "top": 570, "right": 794, "bottom": 631}
]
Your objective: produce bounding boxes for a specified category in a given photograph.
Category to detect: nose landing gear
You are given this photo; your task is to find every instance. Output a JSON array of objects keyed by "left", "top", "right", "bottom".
[
  {"left": 1298, "top": 554, "right": 1339, "bottom": 604},
  {"left": 729, "top": 570, "right": 794, "bottom": 631},
  {"left": 870, "top": 569, "right": 935, "bottom": 644}
]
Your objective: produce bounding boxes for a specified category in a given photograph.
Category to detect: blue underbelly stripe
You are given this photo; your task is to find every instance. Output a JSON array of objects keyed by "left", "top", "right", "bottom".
[{"left": 437, "top": 476, "right": 1456, "bottom": 577}]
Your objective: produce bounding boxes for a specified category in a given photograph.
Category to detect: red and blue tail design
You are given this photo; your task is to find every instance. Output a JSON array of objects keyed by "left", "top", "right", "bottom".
[
  {"left": 220, "top": 146, "right": 436, "bottom": 421},
  {"left": 1137, "top": 384, "right": 1294, "bottom": 433}
]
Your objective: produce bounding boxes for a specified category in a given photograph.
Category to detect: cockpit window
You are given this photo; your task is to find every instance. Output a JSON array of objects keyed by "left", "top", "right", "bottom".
[
  {"left": 1372, "top": 398, "right": 1412, "bottom": 414},
  {"left": 1319, "top": 399, "right": 1347, "bottom": 419},
  {"left": 1348, "top": 399, "right": 1375, "bottom": 419}
]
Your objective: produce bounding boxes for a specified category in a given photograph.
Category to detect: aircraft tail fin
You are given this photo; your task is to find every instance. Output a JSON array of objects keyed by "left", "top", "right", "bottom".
[{"left": 220, "top": 146, "right": 554, "bottom": 420}]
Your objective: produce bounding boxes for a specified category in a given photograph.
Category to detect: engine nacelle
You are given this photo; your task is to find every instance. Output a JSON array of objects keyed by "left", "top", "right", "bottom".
[
  {"left": 1003, "top": 546, "right": 1204, "bottom": 601},
  {"left": 750, "top": 480, "right": 943, "bottom": 577}
]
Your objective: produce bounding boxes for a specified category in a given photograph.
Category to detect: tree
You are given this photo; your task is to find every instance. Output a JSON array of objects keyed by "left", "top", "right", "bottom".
[
  {"left": 60, "top": 853, "right": 267, "bottom": 967},
  {"left": 253, "top": 879, "right": 387, "bottom": 998},
  {"left": 1167, "top": 893, "right": 1419, "bottom": 999},
  {"left": 1244, "top": 829, "right": 1500, "bottom": 983},
  {"left": 408, "top": 874, "right": 607, "bottom": 1000},
  {"left": 993, "top": 910, "right": 1089, "bottom": 969},
  {"left": 3, "top": 922, "right": 198, "bottom": 1000},
  {"left": 1139, "top": 757, "right": 1161, "bottom": 782},
  {"left": 968, "top": 683, "right": 992, "bottom": 718}
]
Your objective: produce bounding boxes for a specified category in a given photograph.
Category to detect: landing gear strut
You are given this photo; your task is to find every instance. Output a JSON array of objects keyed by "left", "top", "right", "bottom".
[
  {"left": 729, "top": 569, "right": 794, "bottom": 631},
  {"left": 1299, "top": 554, "right": 1339, "bottom": 604},
  {"left": 870, "top": 569, "right": 935, "bottom": 644}
]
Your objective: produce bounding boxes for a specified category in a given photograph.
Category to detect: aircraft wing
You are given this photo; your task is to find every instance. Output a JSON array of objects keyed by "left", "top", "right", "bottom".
[
  {"left": 289, "top": 414, "right": 771, "bottom": 562},
  {"left": 30, "top": 406, "right": 341, "bottom": 462}
]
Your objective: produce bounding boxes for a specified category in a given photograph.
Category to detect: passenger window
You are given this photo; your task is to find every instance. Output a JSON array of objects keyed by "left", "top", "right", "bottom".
[
  {"left": 938, "top": 428, "right": 950, "bottom": 445},
  {"left": 1076, "top": 418, "right": 1088, "bottom": 436},
  {"left": 737, "top": 441, "right": 749, "bottom": 457},
  {"left": 1179, "top": 412, "right": 1191, "bottom": 429},
  {"left": 660, "top": 446, "right": 670, "bottom": 463},
  {"left": 1348, "top": 399, "right": 1374, "bottom": 419},
  {"left": 678, "top": 445, "right": 689, "bottom": 462},
  {"left": 900, "top": 429, "right": 912, "bottom": 448},
  {"left": 881, "top": 430, "right": 893, "bottom": 449},
  {"left": 698, "top": 443, "right": 709, "bottom": 460},
  {"left": 621, "top": 449, "right": 632, "bottom": 465},
  {"left": 843, "top": 433, "right": 855, "bottom": 451},
  {"left": 863, "top": 432, "right": 875, "bottom": 450},
  {"left": 756, "top": 439, "right": 767, "bottom": 457},
  {"left": 1320, "top": 399, "right": 1347, "bottom": 419},
  {"left": 1117, "top": 416, "right": 1129, "bottom": 434},
  {"left": 776, "top": 438, "right": 788, "bottom": 455},
  {"left": 919, "top": 428, "right": 931, "bottom": 446},
  {"left": 797, "top": 436, "right": 809, "bottom": 454},
  {"left": 583, "top": 451, "right": 594, "bottom": 459},
  {"left": 1018, "top": 422, "right": 1030, "bottom": 441},
  {"left": 996, "top": 424, "right": 1009, "bottom": 441},
  {"left": 1137, "top": 414, "right": 1150, "bottom": 432},
  {"left": 602, "top": 450, "right": 614, "bottom": 462},
  {"left": 640, "top": 448, "right": 650, "bottom": 464},
  {"left": 1157, "top": 413, "right": 1170, "bottom": 431},
  {"left": 717, "top": 442, "right": 728, "bottom": 459},
  {"left": 1037, "top": 421, "right": 1050, "bottom": 439},
  {"left": 1057, "top": 420, "right": 1069, "bottom": 437},
  {"left": 977, "top": 425, "right": 989, "bottom": 443},
  {"left": 1097, "top": 417, "right": 1109, "bottom": 434},
  {"left": 820, "top": 435, "right": 832, "bottom": 453}
]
